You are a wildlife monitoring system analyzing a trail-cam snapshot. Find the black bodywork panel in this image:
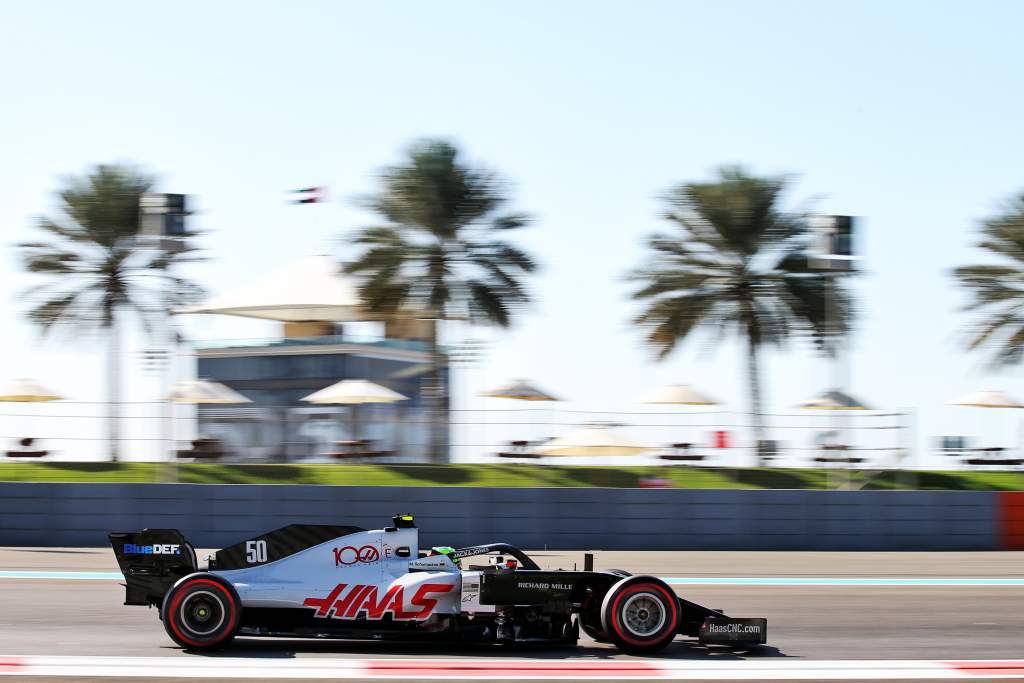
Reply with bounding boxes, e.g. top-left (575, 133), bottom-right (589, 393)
top-left (699, 617), bottom-right (768, 645)
top-left (481, 570), bottom-right (610, 605)
top-left (108, 529), bottom-right (198, 606)
top-left (209, 524), bottom-right (364, 570)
